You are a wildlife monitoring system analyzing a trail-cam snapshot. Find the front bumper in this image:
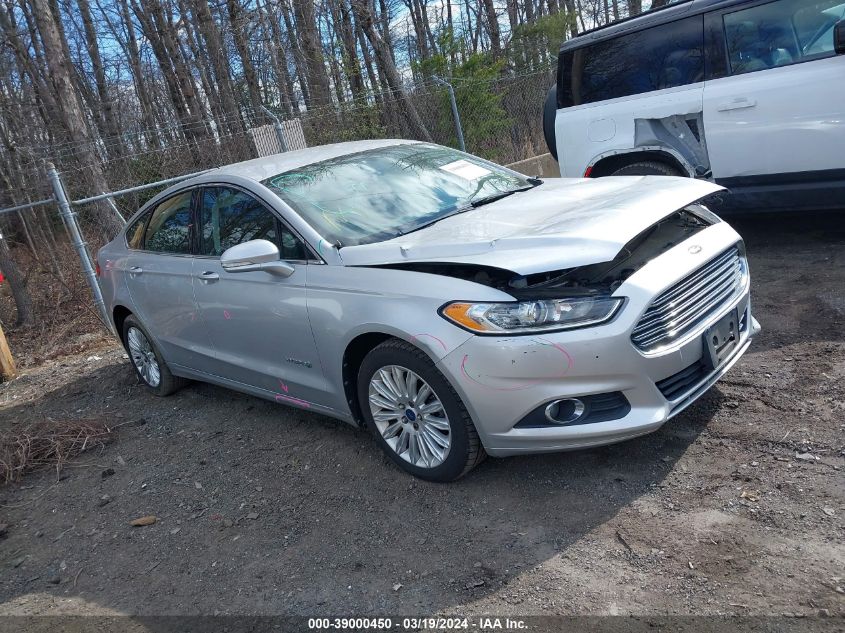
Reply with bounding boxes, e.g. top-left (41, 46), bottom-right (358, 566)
top-left (435, 221), bottom-right (760, 457)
